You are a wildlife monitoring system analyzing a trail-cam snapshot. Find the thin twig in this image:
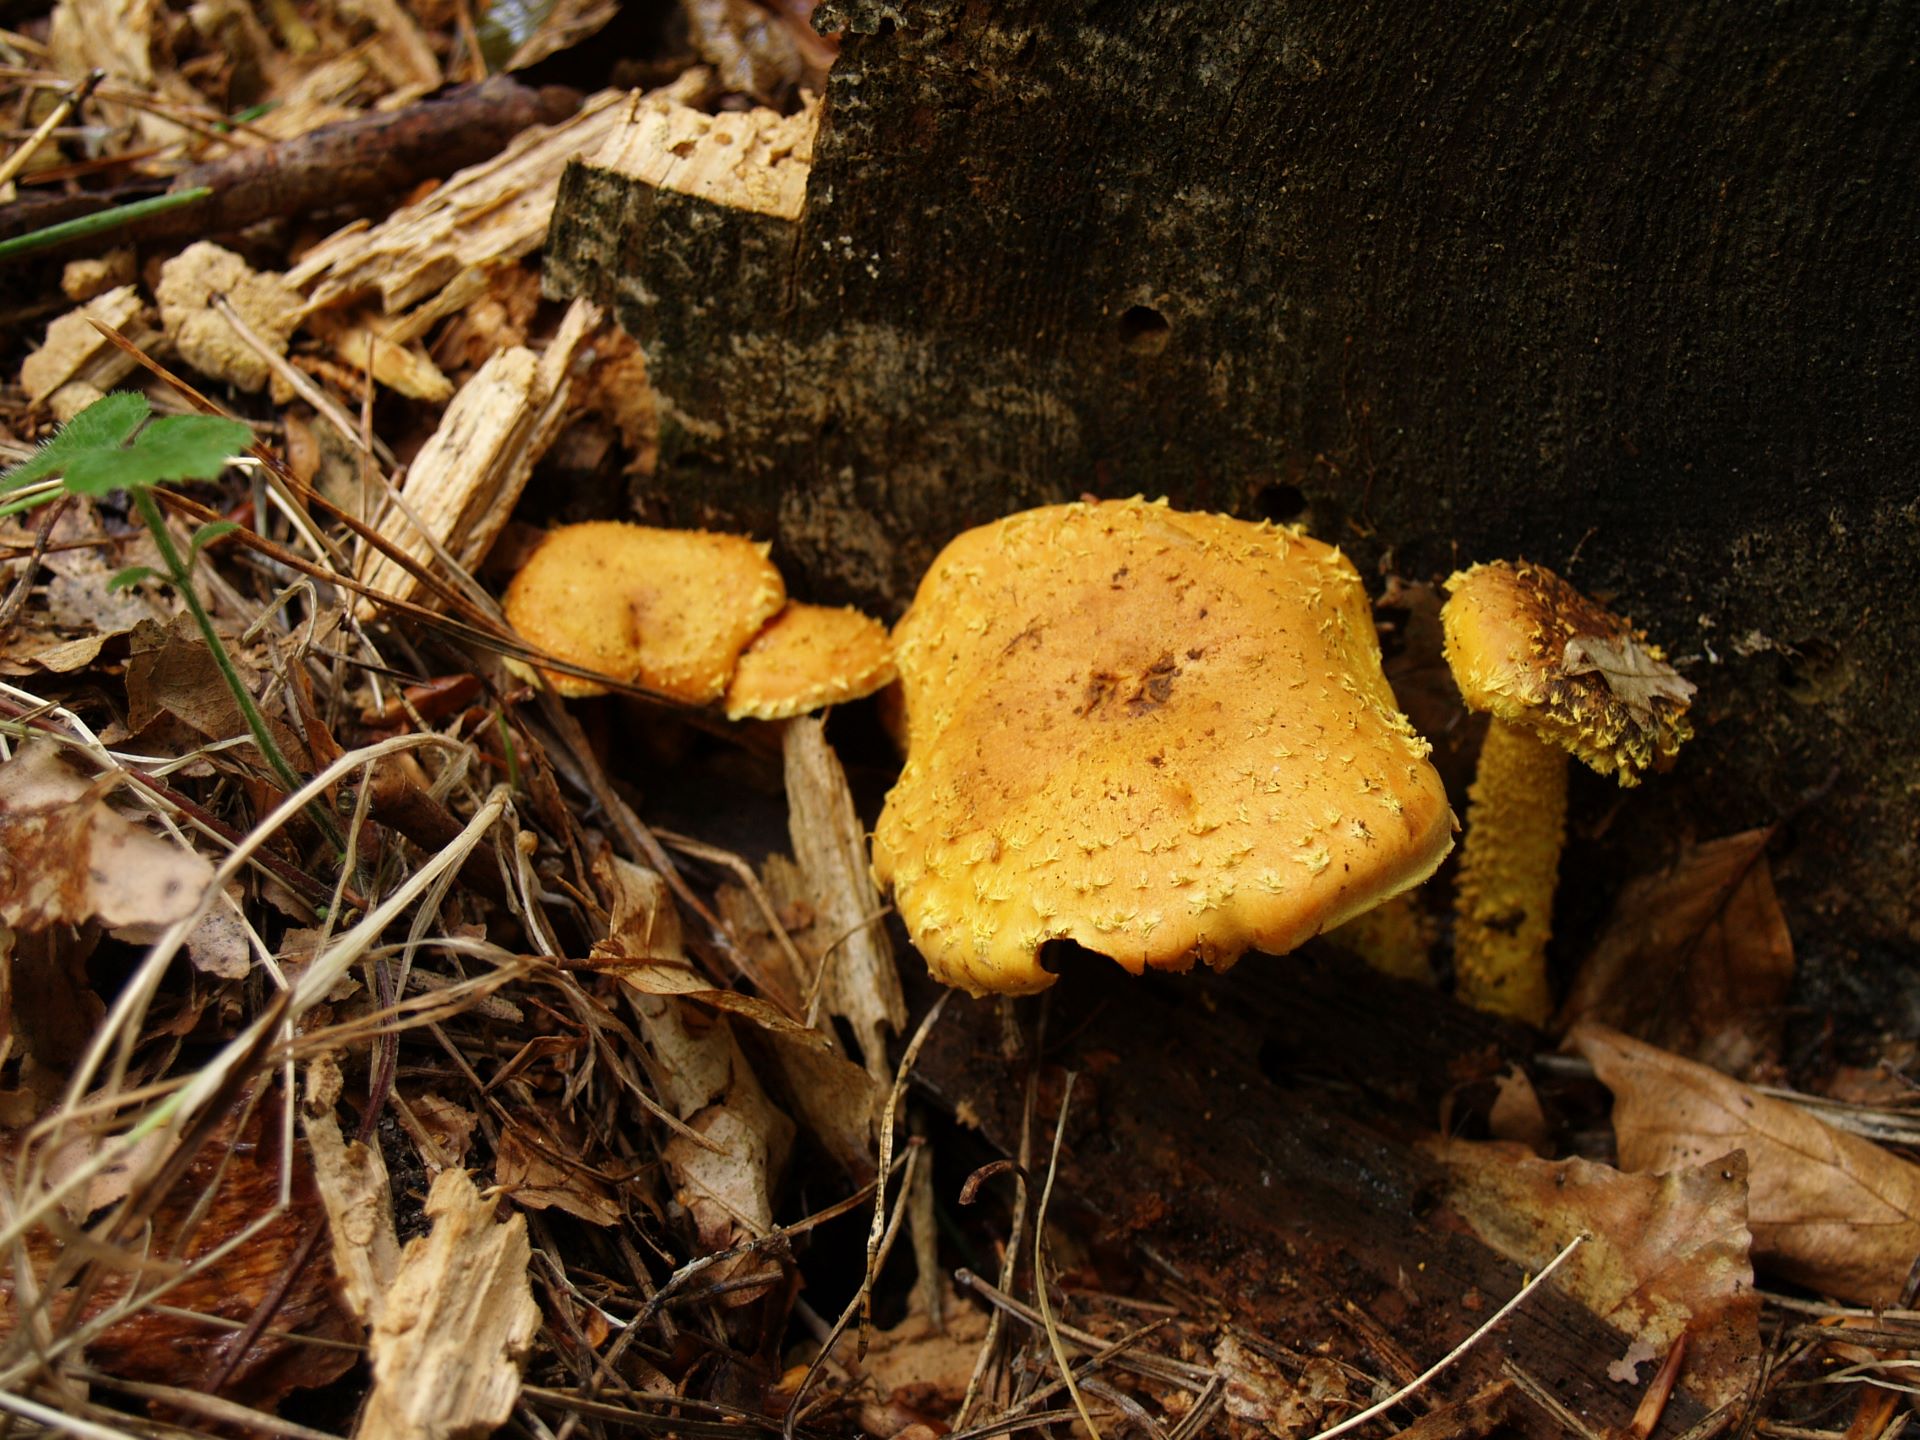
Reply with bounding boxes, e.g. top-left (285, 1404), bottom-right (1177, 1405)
top-left (1501, 1356), bottom-right (1607, 1440)
top-left (862, 992), bottom-right (952, 1352)
top-left (1302, 1235), bottom-right (1587, 1440)
top-left (1034, 1071), bottom-right (1103, 1440)
top-left (0, 69), bottom-right (104, 191)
